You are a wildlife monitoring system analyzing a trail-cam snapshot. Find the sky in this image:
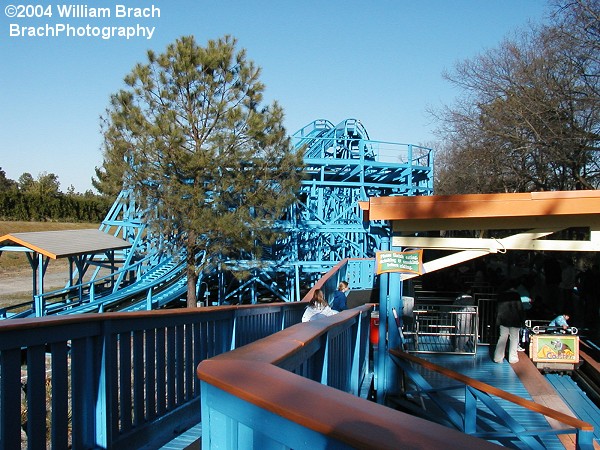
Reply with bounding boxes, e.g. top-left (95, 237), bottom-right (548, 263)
top-left (1, 0), bottom-right (551, 193)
